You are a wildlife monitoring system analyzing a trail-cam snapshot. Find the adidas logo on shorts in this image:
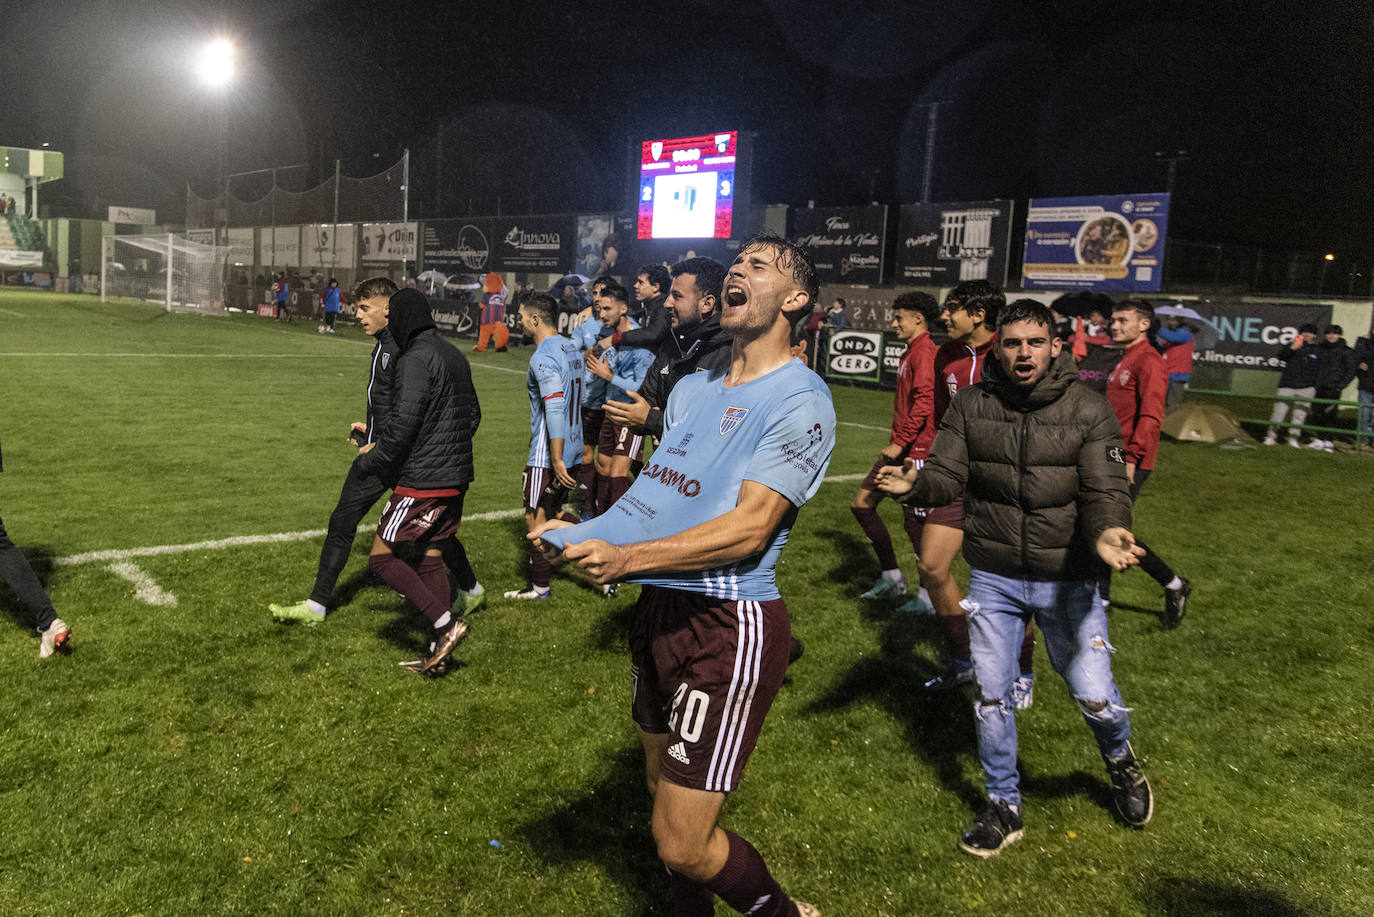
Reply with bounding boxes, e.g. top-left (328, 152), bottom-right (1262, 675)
top-left (667, 741), bottom-right (691, 765)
